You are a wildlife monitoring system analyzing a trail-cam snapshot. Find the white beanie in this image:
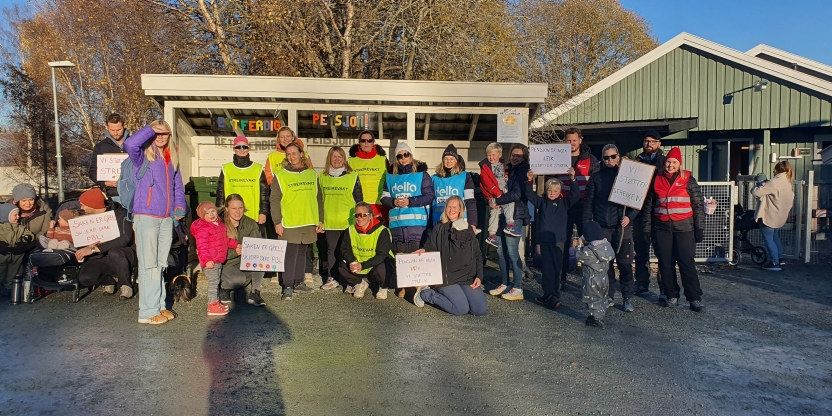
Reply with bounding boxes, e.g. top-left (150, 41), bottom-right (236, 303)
top-left (394, 142), bottom-right (412, 156)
